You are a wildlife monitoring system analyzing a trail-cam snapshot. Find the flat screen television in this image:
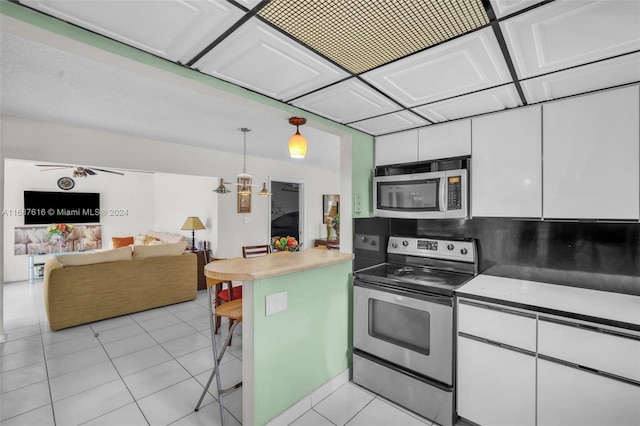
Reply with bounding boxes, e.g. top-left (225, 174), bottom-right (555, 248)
top-left (23, 191), bottom-right (100, 224)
